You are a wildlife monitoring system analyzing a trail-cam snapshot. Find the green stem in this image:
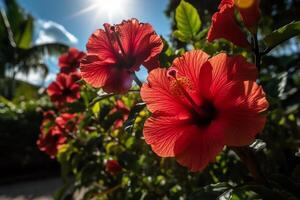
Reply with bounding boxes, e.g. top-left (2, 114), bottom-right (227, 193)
top-left (253, 33), bottom-right (261, 71)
